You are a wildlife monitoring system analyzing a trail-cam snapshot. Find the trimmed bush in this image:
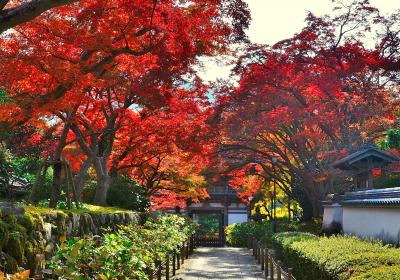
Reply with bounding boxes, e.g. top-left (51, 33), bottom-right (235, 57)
top-left (225, 221), bottom-right (273, 247)
top-left (225, 219), bottom-right (321, 247)
top-left (273, 232), bottom-right (400, 280)
top-left (352, 265), bottom-right (400, 280)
